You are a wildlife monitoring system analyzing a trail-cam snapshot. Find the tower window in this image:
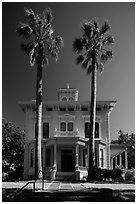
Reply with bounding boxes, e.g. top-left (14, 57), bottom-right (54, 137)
top-left (62, 97), bottom-right (67, 101)
top-left (69, 97), bottom-right (74, 101)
